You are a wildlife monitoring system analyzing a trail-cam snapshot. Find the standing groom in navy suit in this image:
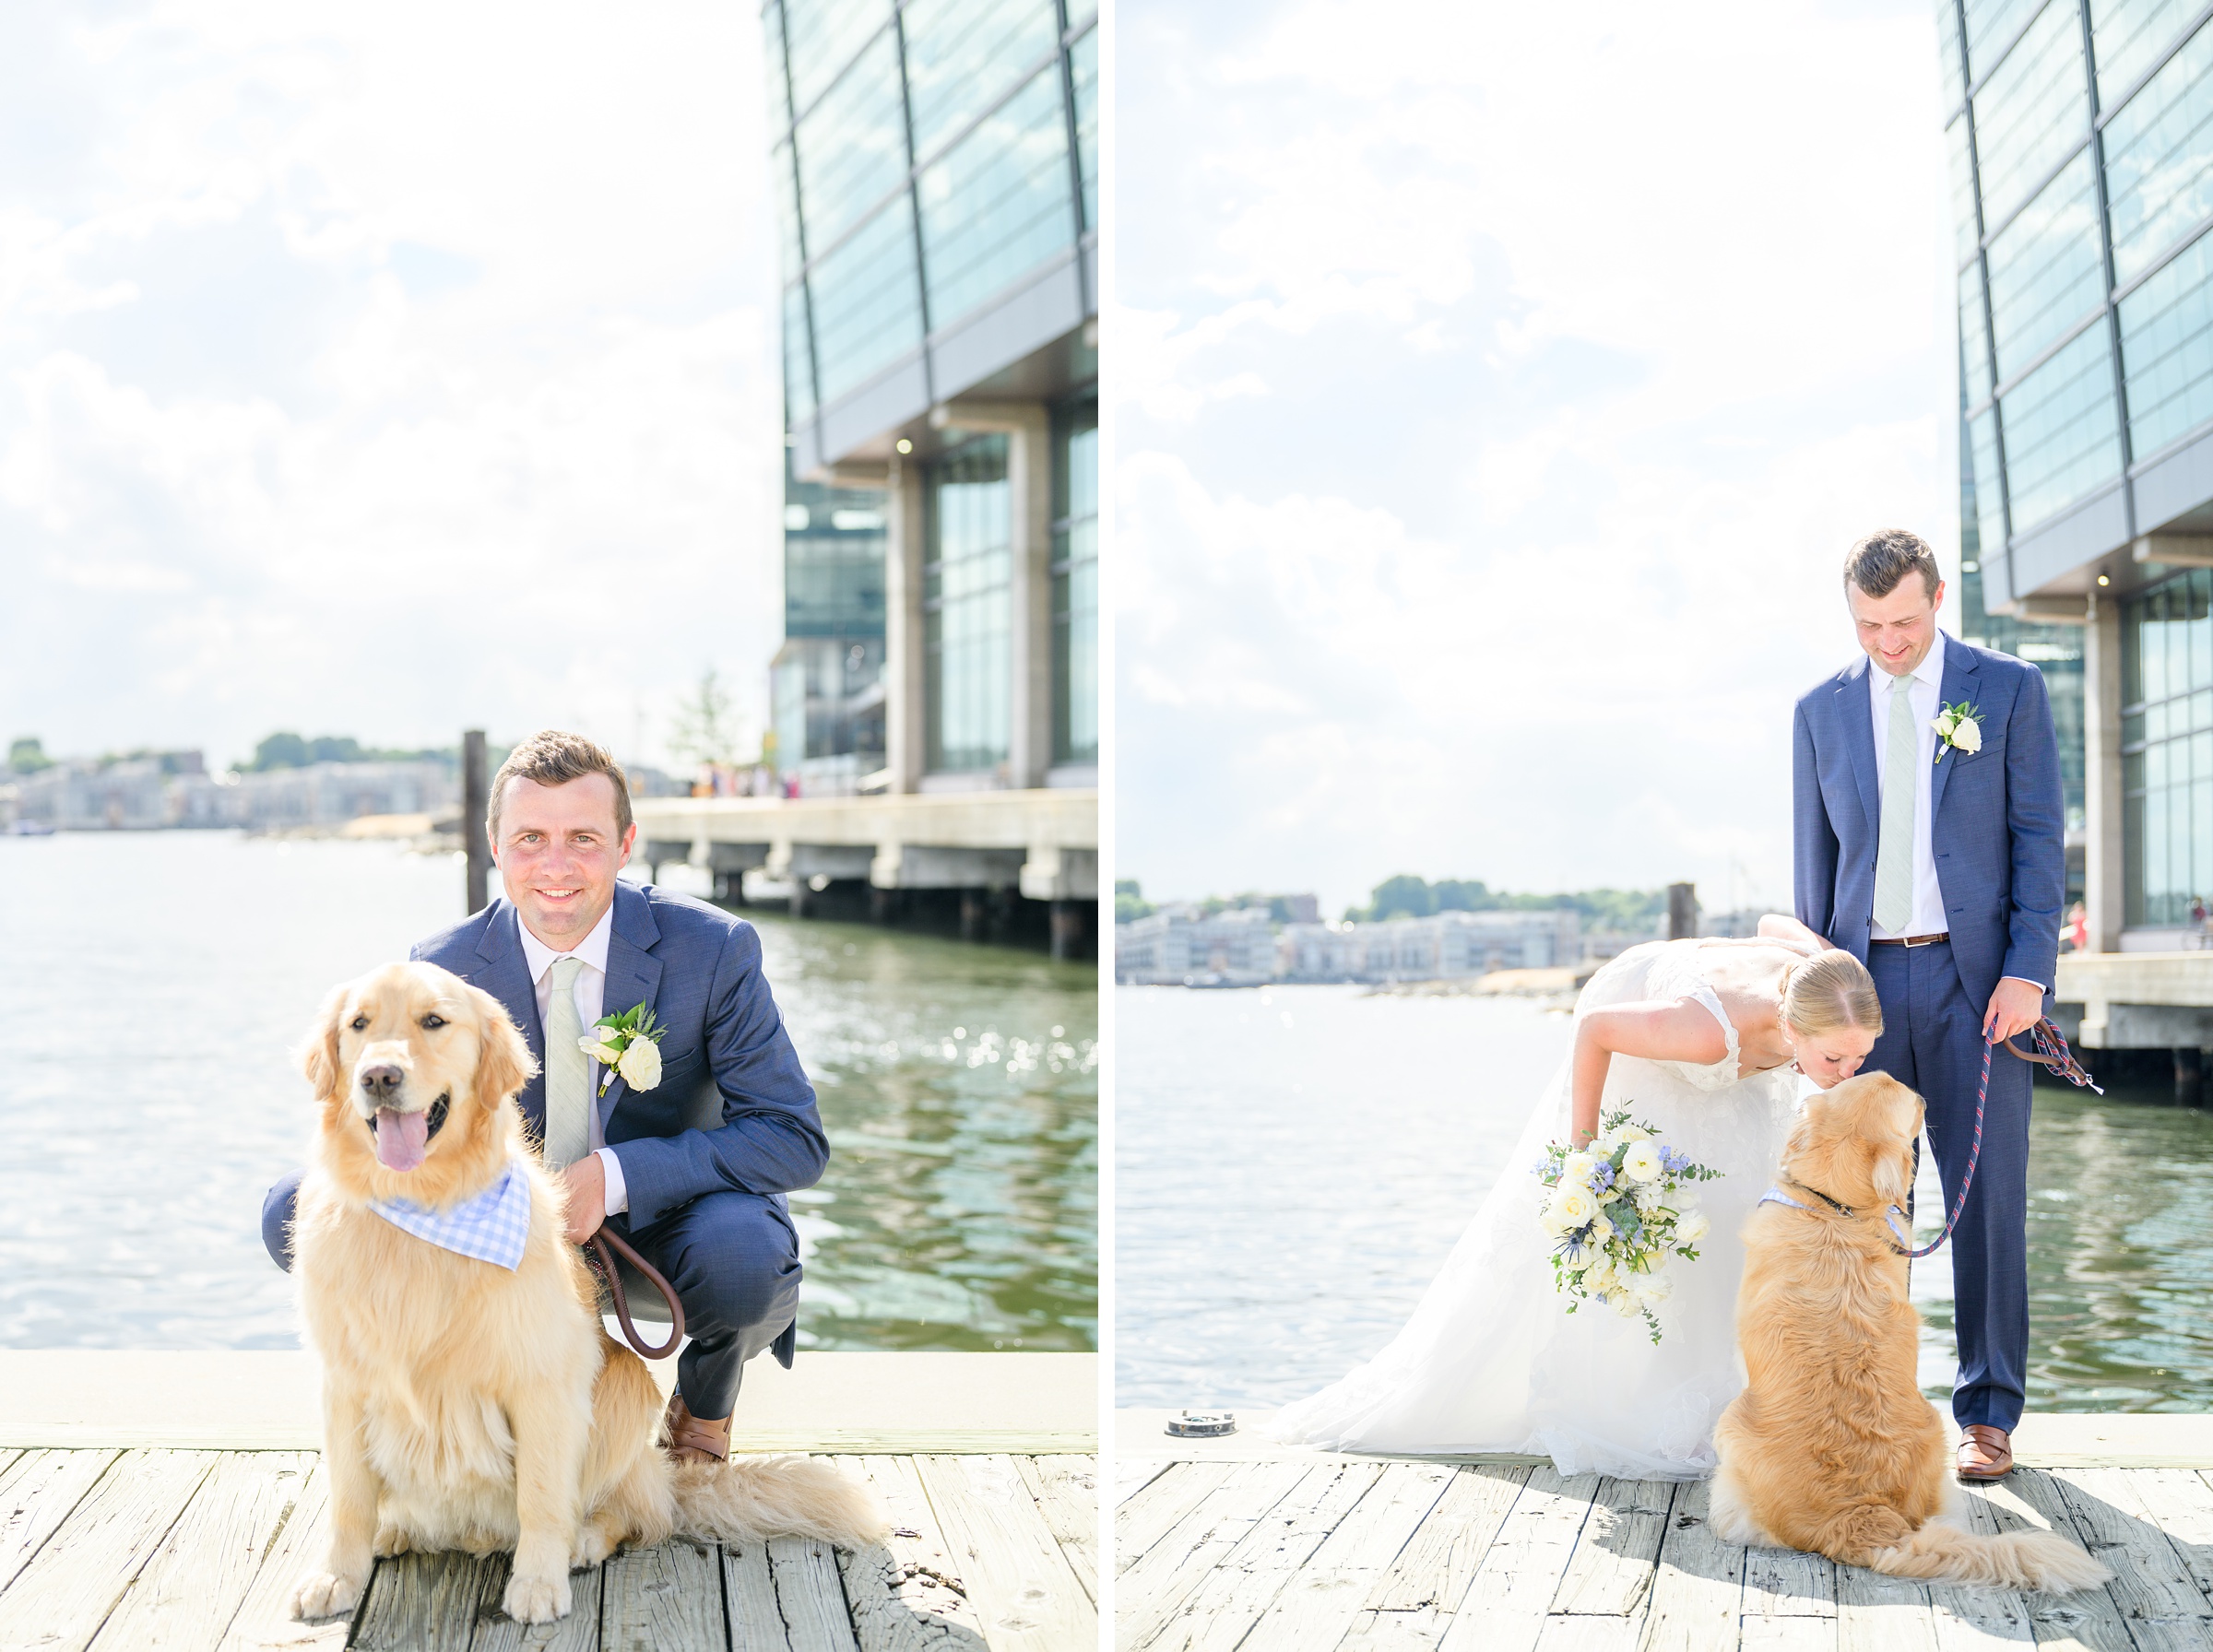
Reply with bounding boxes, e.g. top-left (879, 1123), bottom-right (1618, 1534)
top-left (1793, 529), bottom-right (2065, 1482)
top-left (265, 729), bottom-right (823, 1463)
